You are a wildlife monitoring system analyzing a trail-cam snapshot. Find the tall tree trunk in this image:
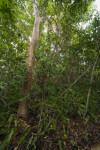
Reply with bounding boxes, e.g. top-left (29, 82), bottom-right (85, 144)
top-left (17, 4), bottom-right (41, 118)
top-left (83, 54), bottom-right (98, 119)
